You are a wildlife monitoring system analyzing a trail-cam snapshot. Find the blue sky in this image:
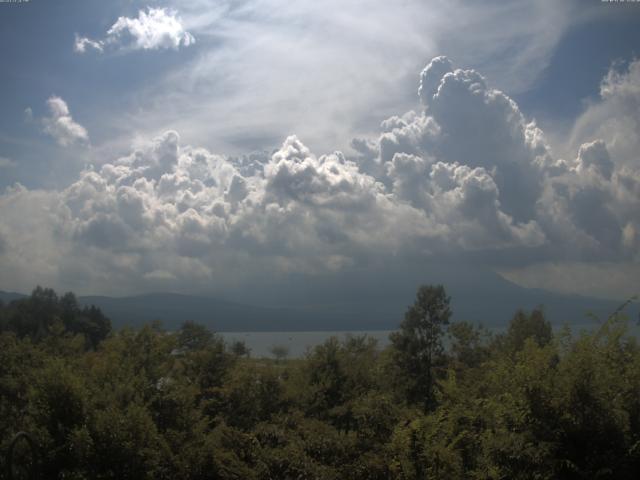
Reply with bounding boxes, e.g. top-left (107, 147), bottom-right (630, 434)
top-left (2, 0), bottom-right (637, 190)
top-left (0, 0), bottom-right (639, 302)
